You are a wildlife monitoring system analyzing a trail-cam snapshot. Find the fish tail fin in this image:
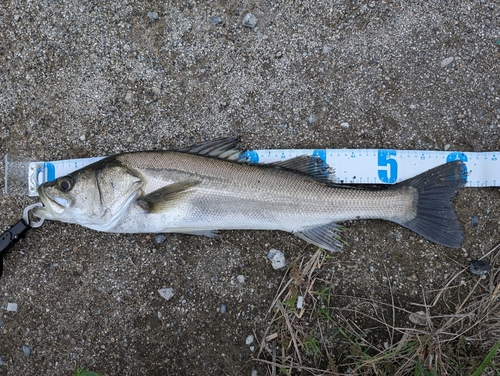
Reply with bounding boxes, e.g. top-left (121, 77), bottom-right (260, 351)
top-left (391, 161), bottom-right (467, 248)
